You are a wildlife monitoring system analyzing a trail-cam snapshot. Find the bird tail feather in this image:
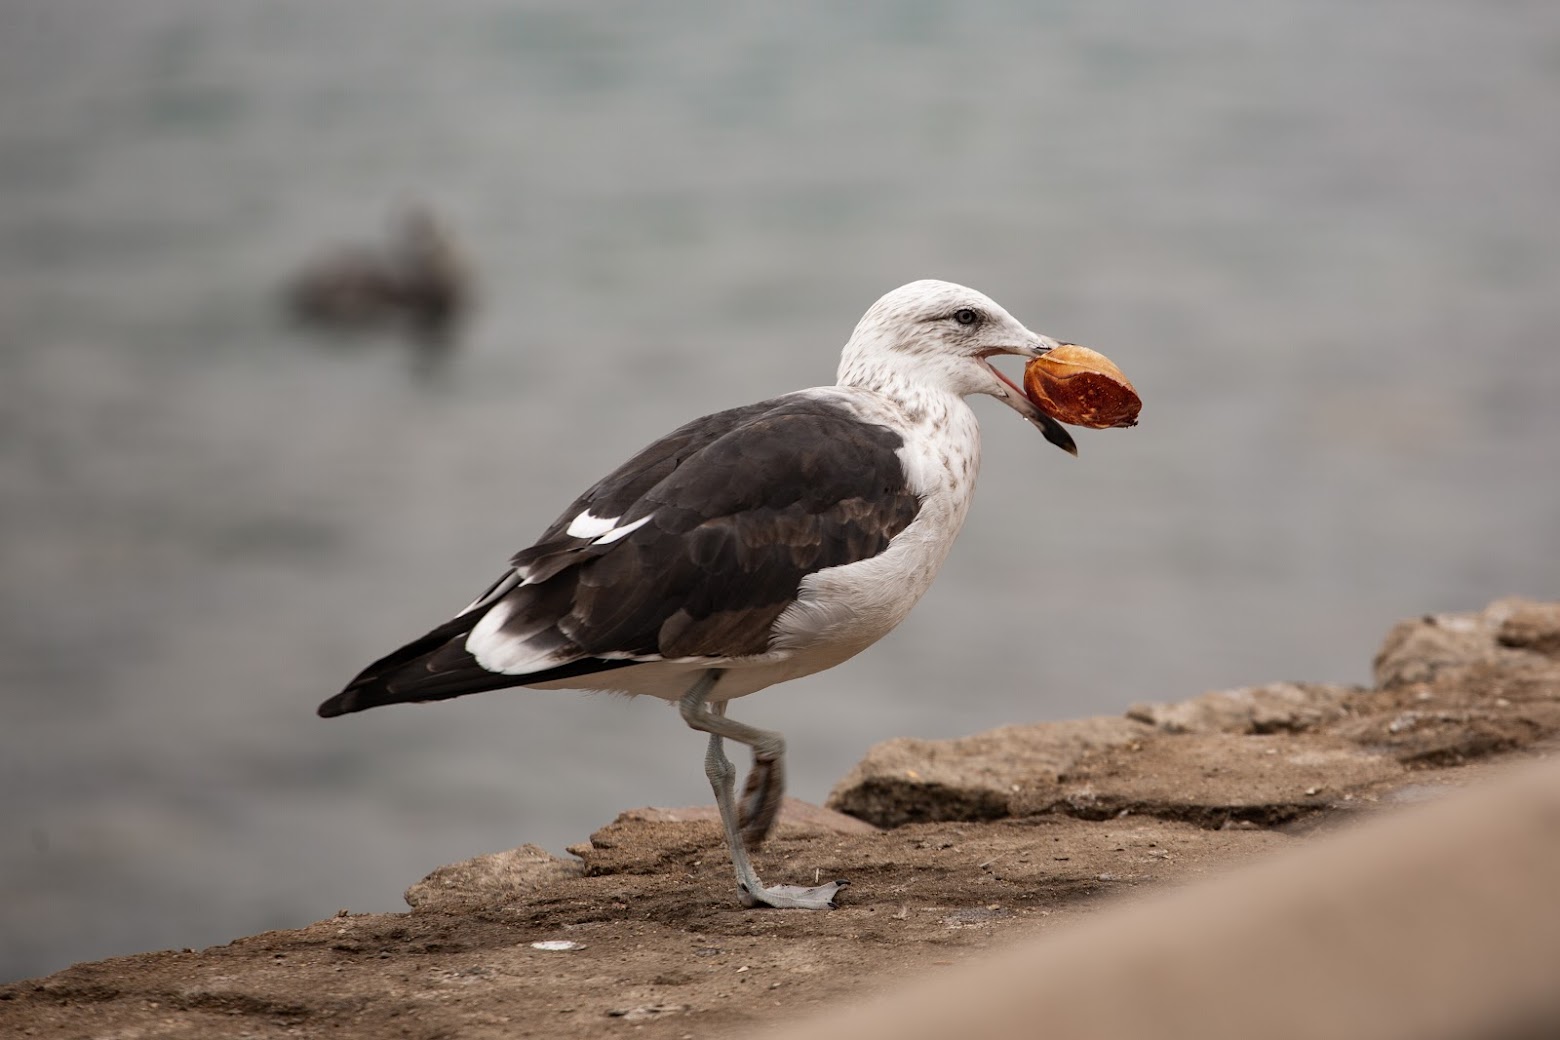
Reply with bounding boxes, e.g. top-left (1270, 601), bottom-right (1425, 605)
top-left (317, 606), bottom-right (636, 718)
